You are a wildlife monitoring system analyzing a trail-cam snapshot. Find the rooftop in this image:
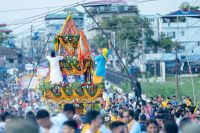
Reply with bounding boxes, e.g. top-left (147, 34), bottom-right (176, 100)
top-left (0, 24), bottom-right (7, 27)
top-left (84, 0), bottom-right (128, 6)
top-left (0, 29), bottom-right (12, 33)
top-left (45, 7), bottom-right (84, 20)
top-left (163, 10), bottom-right (200, 18)
top-left (0, 47), bottom-right (18, 59)
top-left (87, 5), bottom-right (138, 14)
